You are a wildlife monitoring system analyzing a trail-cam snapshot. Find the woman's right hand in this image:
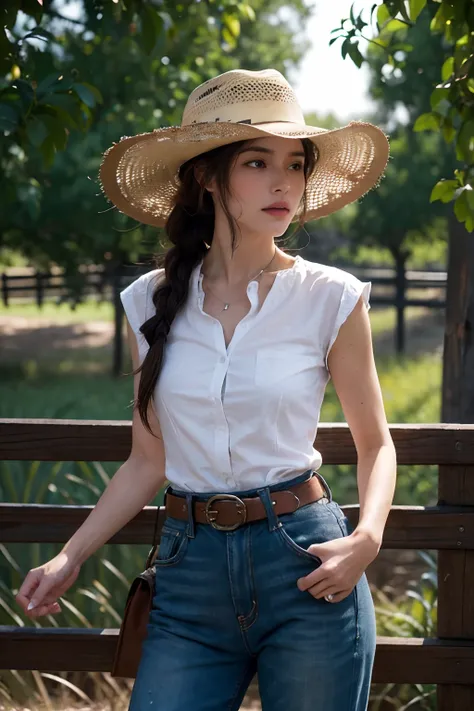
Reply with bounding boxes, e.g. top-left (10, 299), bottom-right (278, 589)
top-left (15, 551), bottom-right (82, 618)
